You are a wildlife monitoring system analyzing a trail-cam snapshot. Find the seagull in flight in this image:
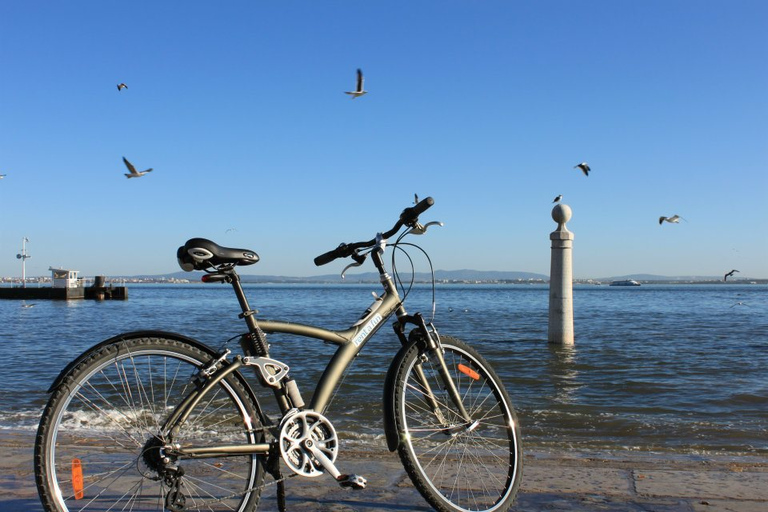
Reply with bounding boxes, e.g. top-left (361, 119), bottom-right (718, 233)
top-left (122, 157), bottom-right (153, 178)
top-left (574, 162), bottom-right (590, 176)
top-left (117, 83), bottom-right (128, 91)
top-left (553, 194), bottom-right (562, 203)
top-left (730, 301), bottom-right (748, 308)
top-left (724, 269), bottom-right (739, 282)
top-left (345, 68), bottom-right (367, 99)
top-left (0, 174), bottom-right (6, 179)
top-left (659, 215), bottom-right (686, 225)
